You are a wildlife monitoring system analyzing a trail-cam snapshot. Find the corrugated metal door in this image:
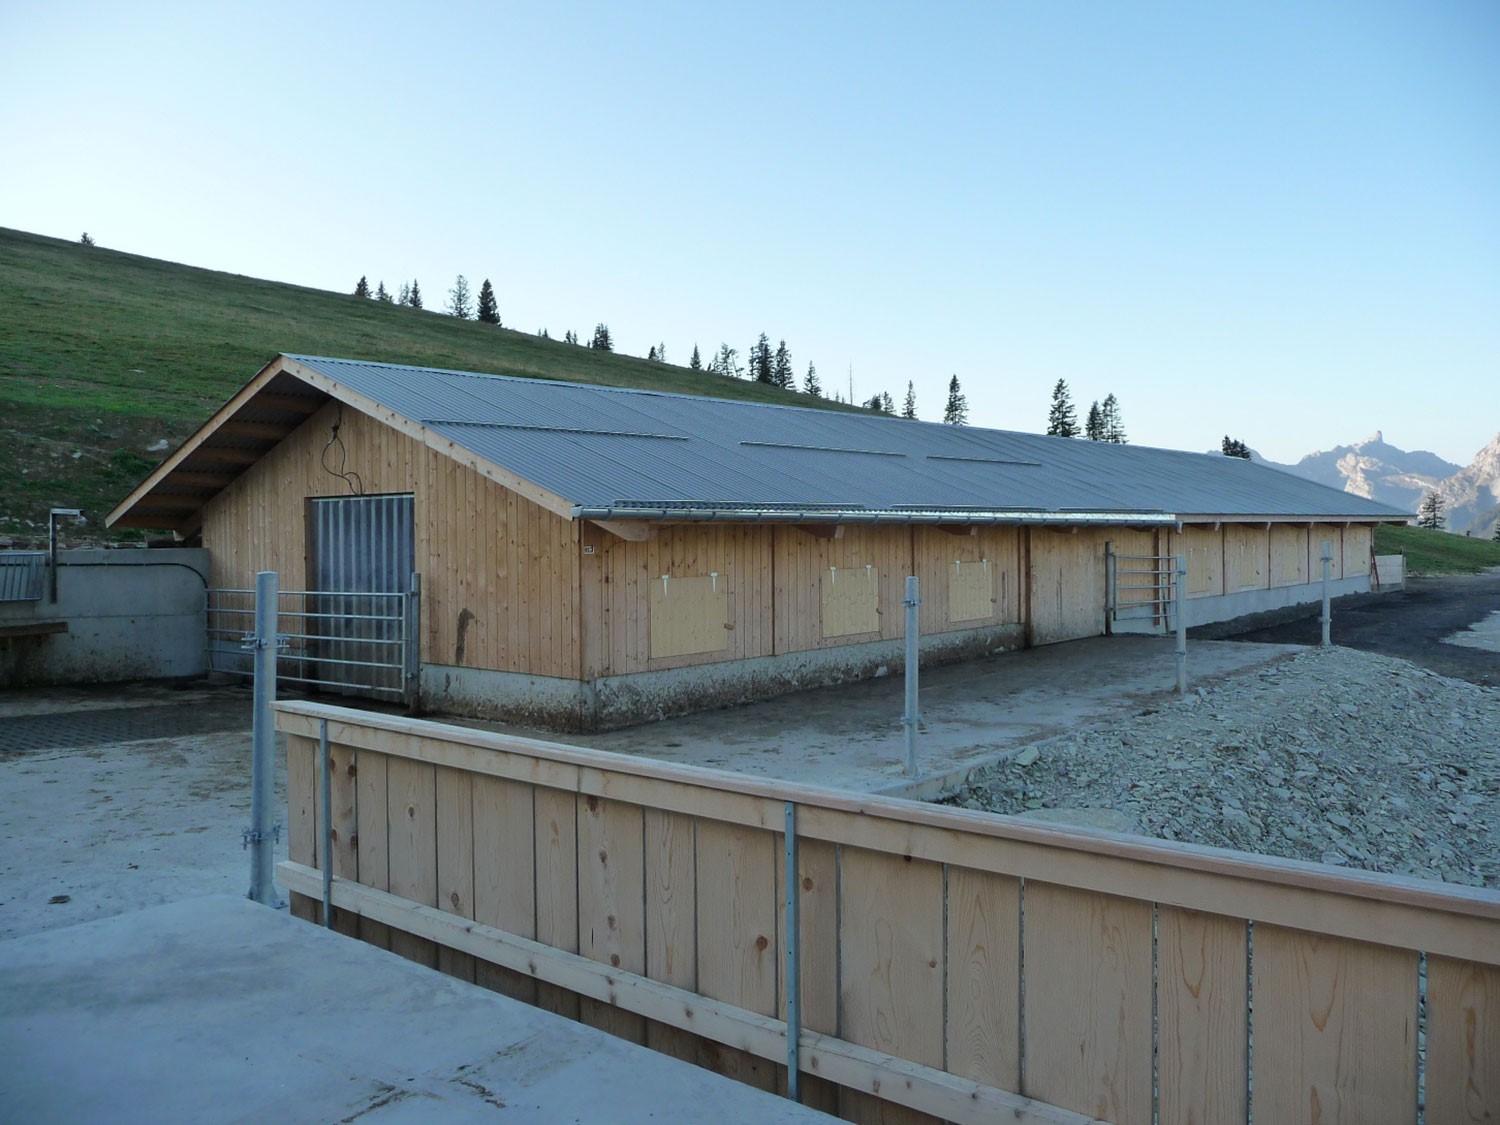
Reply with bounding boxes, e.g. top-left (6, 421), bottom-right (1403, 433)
top-left (308, 494), bottom-right (415, 697)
